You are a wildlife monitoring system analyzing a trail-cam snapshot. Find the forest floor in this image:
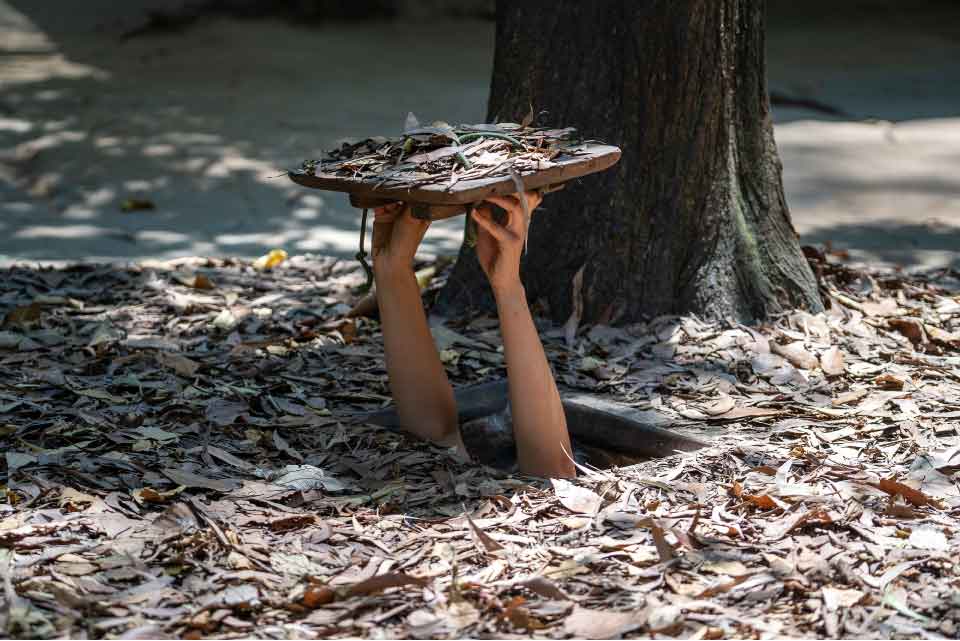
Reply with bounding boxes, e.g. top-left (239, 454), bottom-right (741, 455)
top-left (1, 252), bottom-right (960, 639)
